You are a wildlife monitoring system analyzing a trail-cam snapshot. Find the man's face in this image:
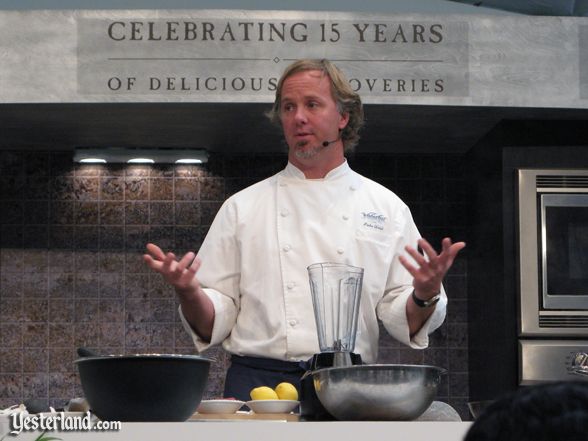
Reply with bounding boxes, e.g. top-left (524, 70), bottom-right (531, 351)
top-left (279, 70), bottom-right (349, 161)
